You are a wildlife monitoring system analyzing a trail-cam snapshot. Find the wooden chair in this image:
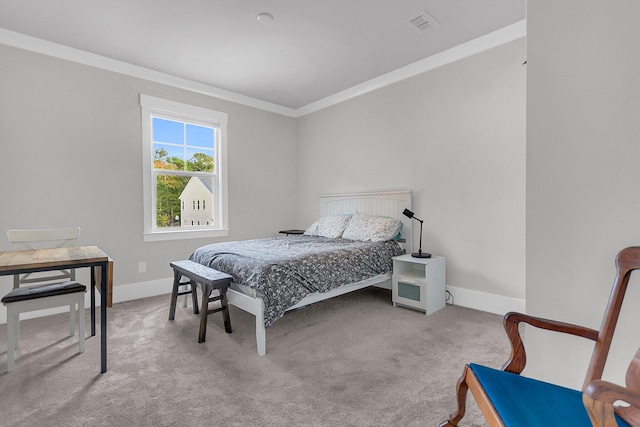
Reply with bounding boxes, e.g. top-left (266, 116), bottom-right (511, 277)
top-left (2, 228), bottom-right (86, 372)
top-left (440, 247), bottom-right (640, 427)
